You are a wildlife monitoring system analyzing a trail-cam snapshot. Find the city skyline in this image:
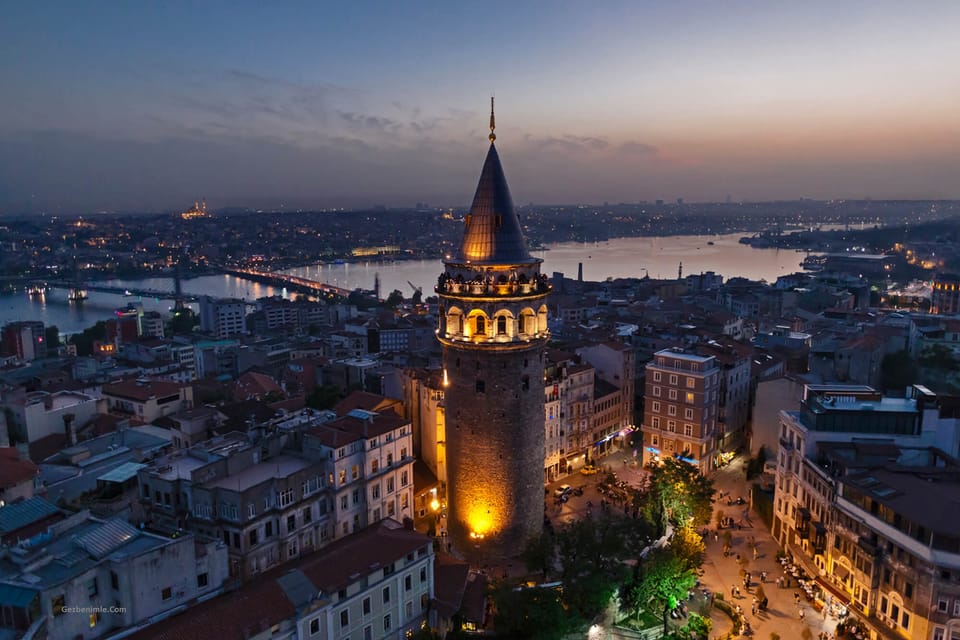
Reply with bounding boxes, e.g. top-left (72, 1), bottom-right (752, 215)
top-left (2, 1), bottom-right (959, 214)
